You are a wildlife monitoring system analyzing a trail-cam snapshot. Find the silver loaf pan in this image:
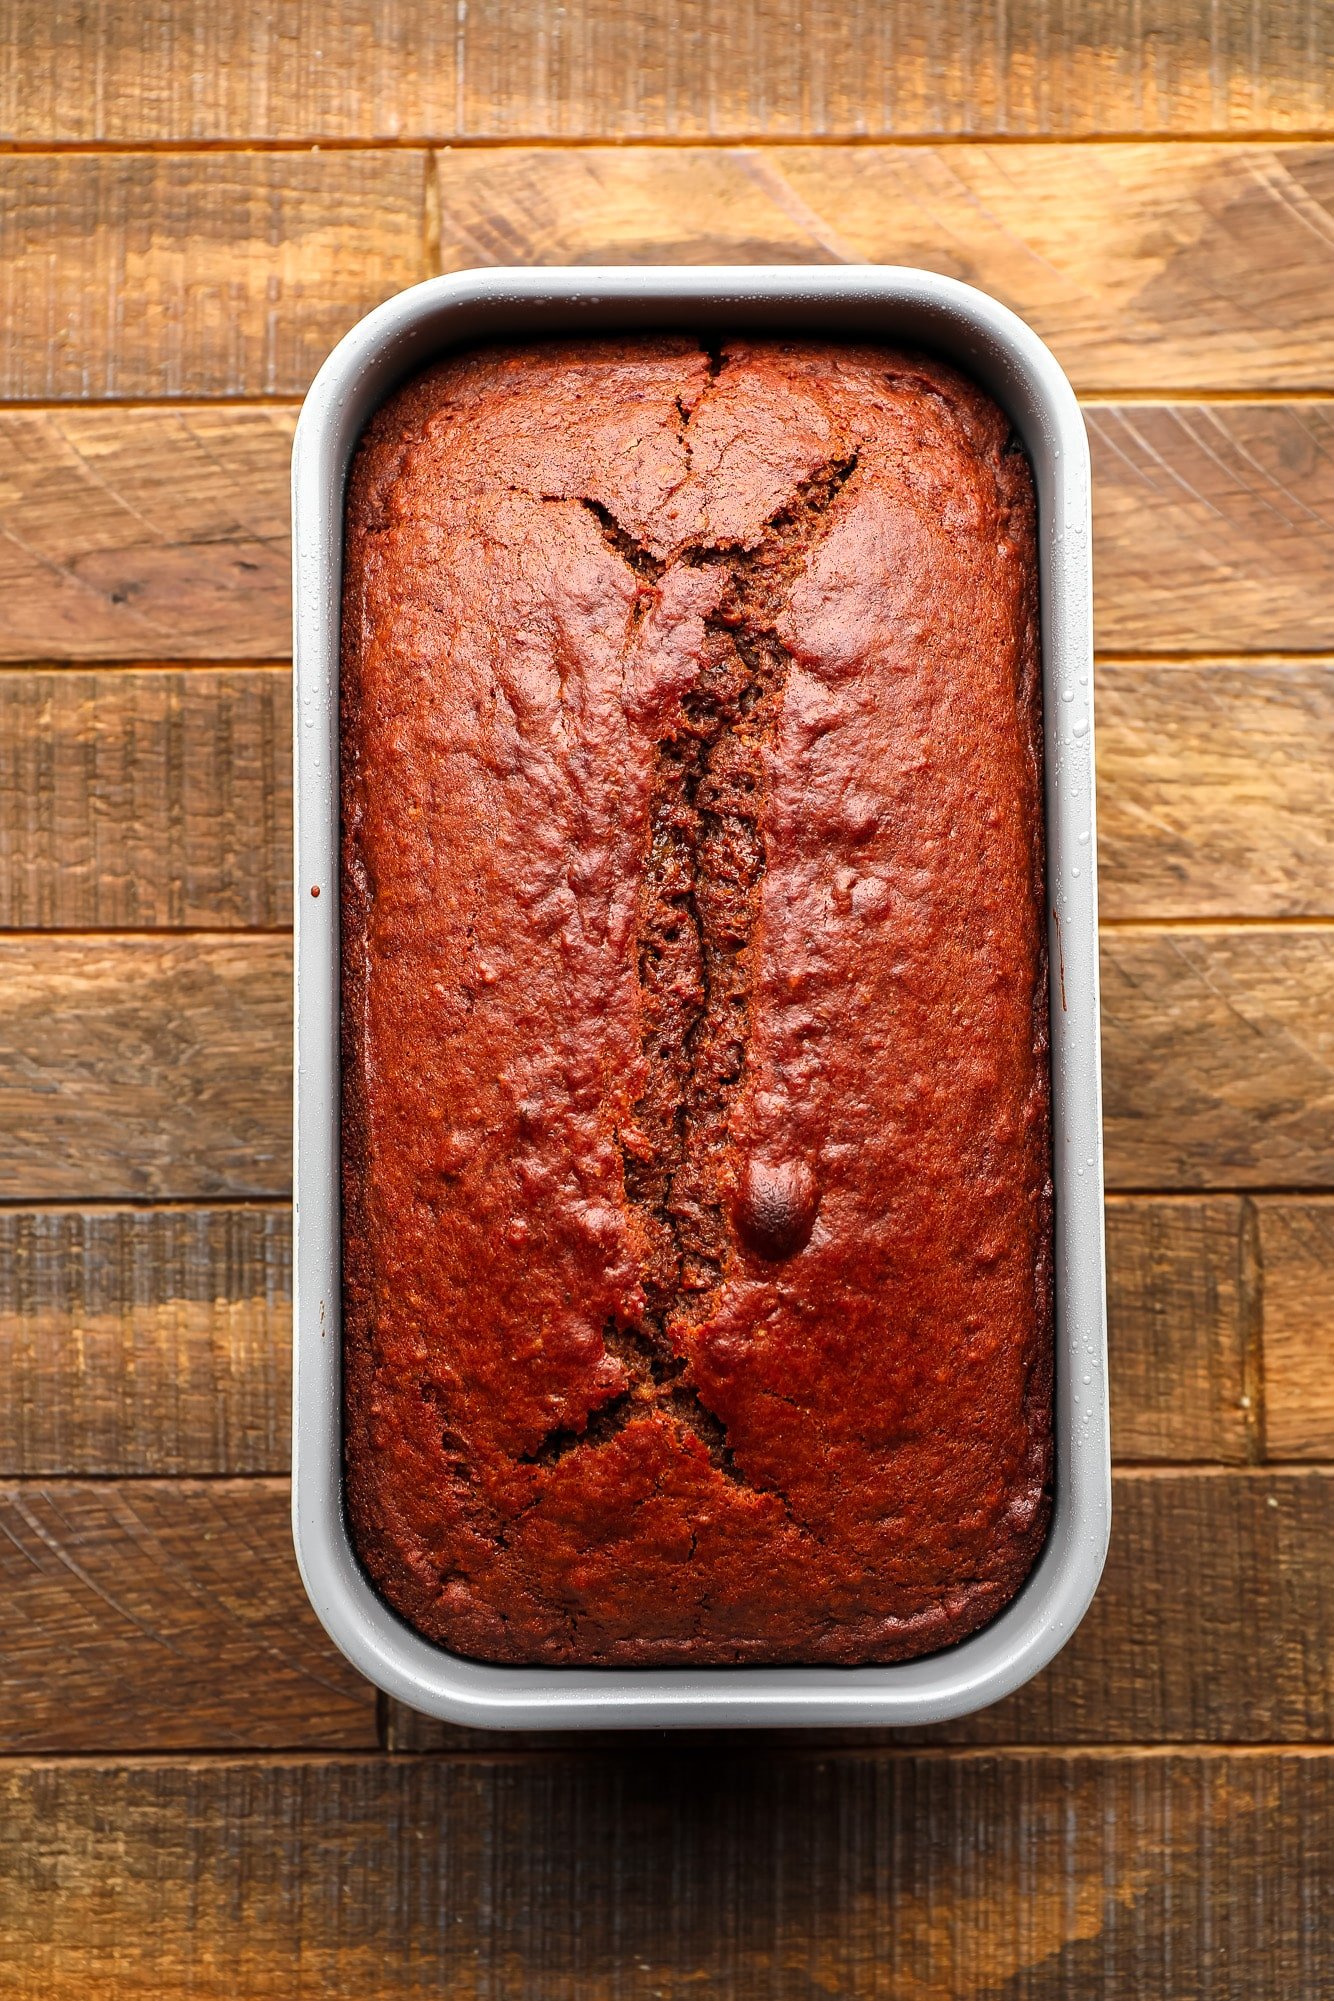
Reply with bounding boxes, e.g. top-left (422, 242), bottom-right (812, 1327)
top-left (292, 266), bottom-right (1109, 1730)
